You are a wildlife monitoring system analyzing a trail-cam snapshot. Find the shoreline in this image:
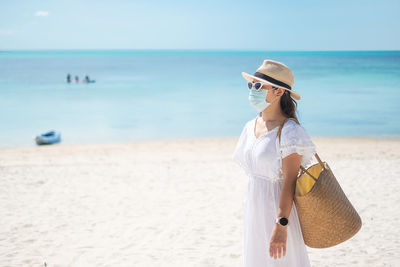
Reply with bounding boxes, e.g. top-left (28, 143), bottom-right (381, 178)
top-left (1, 135), bottom-right (399, 151)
